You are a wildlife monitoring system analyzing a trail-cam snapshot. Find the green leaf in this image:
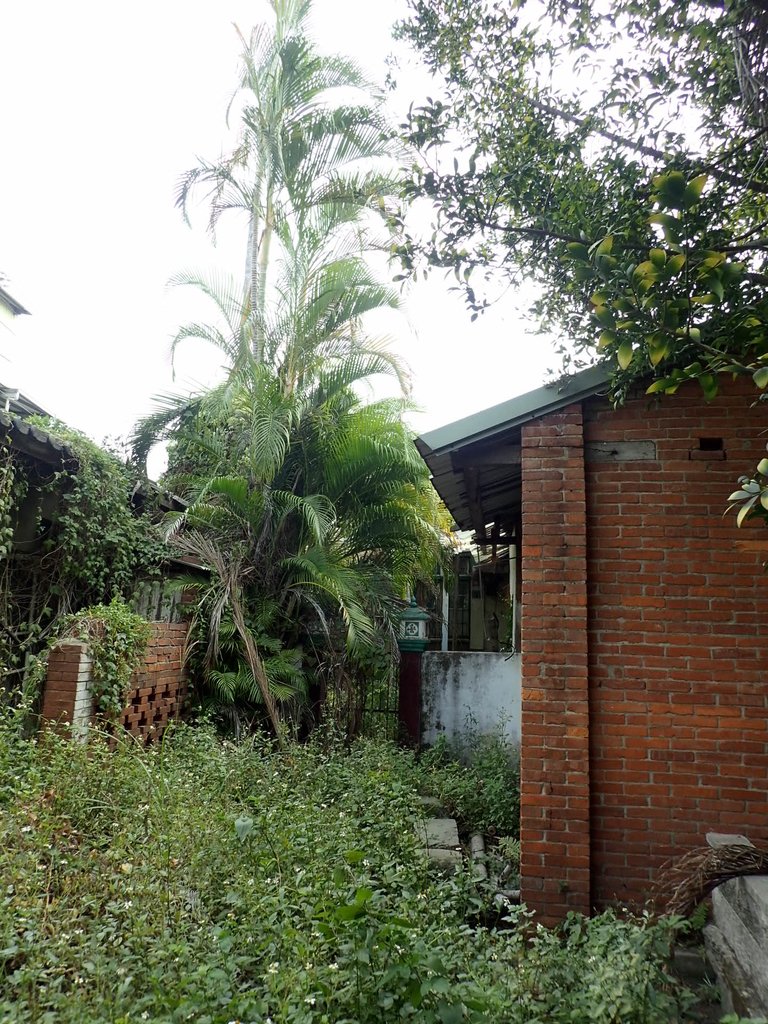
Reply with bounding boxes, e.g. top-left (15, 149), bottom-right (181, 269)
top-left (646, 335), bottom-right (669, 367)
top-left (691, 293), bottom-right (717, 305)
top-left (653, 170), bottom-right (687, 209)
top-left (436, 1001), bottom-right (463, 1024)
top-left (595, 234), bottom-right (613, 256)
top-left (649, 248), bottom-right (666, 268)
top-left (667, 253), bottom-right (686, 273)
top-left (682, 173), bottom-right (708, 208)
top-left (566, 242), bottom-right (589, 261)
top-left (699, 374), bottom-right (718, 400)
top-left (753, 367), bottom-right (768, 389)
top-left (737, 495), bottom-right (758, 527)
top-left (594, 305), bottom-right (615, 327)
top-left (617, 340), bottom-right (633, 370)
top-left (335, 903), bottom-right (365, 921)
top-left (633, 261), bottom-right (659, 282)
top-left (648, 212), bottom-right (681, 244)
top-left (757, 458), bottom-right (768, 476)
top-left (343, 849), bottom-right (366, 864)
top-left (598, 330), bottom-right (616, 350)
